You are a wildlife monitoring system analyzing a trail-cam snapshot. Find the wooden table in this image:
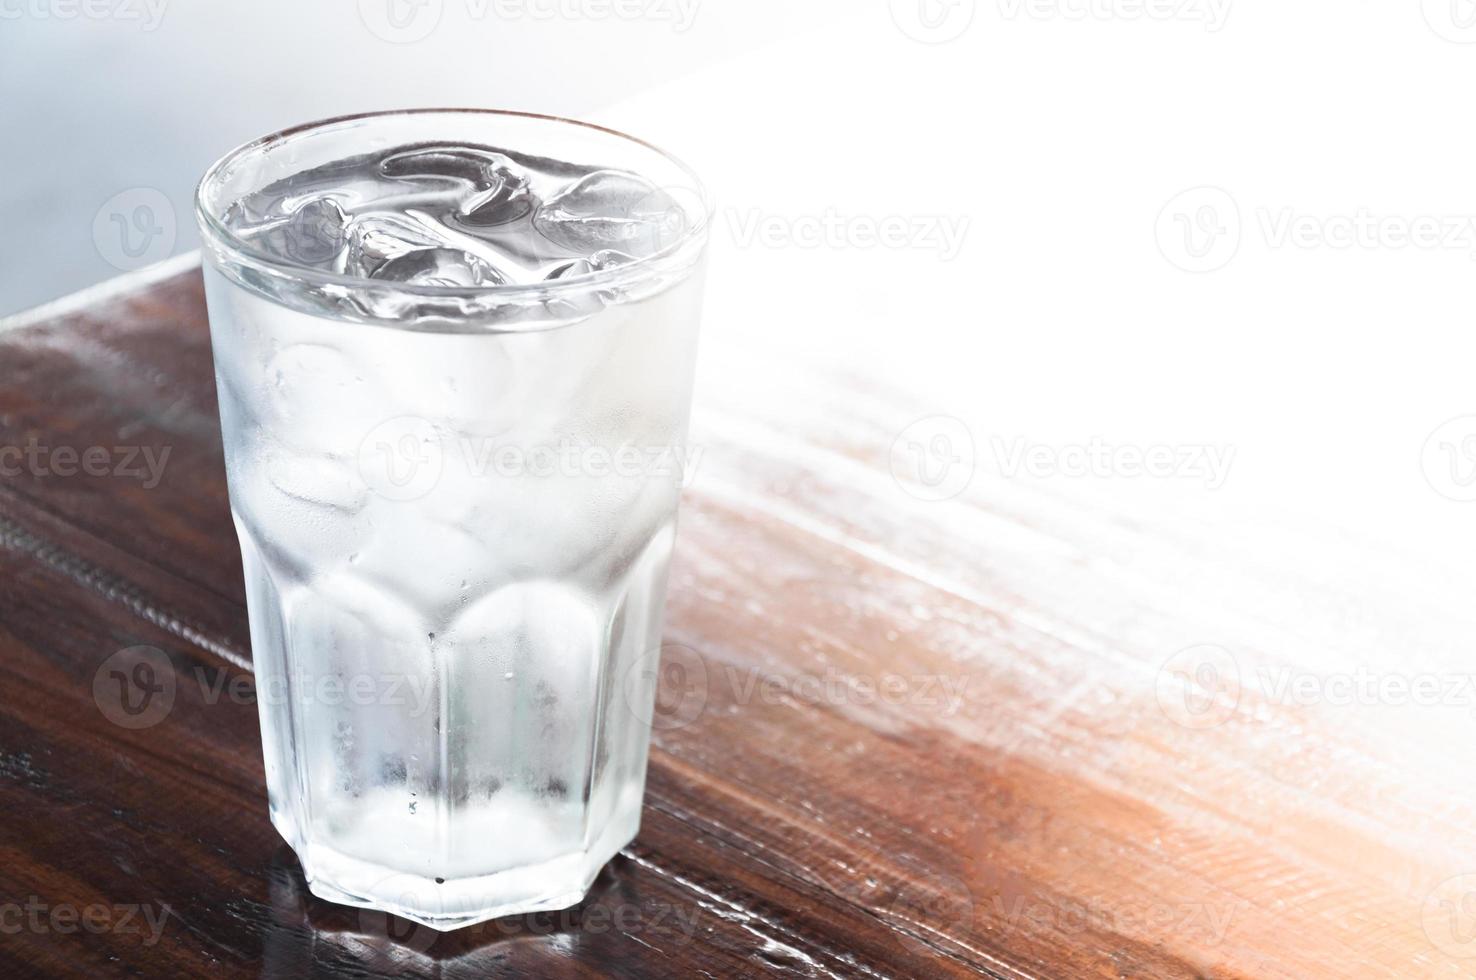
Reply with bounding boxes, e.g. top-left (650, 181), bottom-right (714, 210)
top-left (0, 258), bottom-right (1472, 978)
